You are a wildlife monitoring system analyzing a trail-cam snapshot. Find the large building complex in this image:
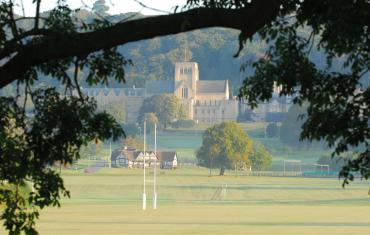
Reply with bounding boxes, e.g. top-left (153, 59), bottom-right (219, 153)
top-left (145, 61), bottom-right (239, 123)
top-left (81, 60), bottom-right (291, 124)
